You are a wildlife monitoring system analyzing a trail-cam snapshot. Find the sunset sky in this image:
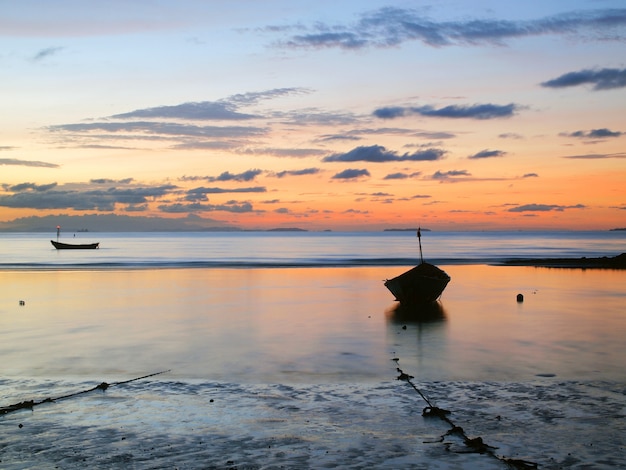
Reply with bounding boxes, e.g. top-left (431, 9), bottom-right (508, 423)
top-left (1, 0), bottom-right (625, 231)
